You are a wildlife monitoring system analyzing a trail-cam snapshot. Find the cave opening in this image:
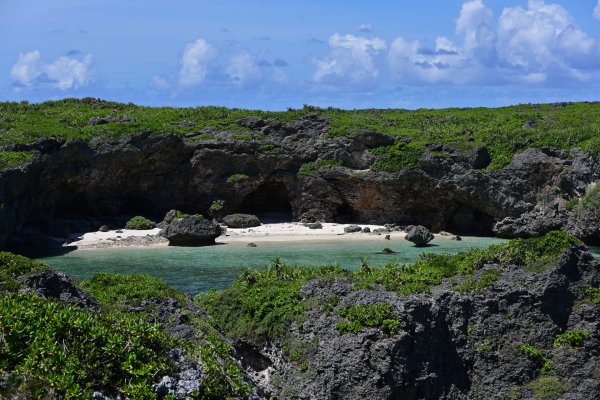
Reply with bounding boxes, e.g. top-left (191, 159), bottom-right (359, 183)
top-left (447, 206), bottom-right (495, 236)
top-left (335, 202), bottom-right (355, 223)
top-left (241, 182), bottom-right (293, 221)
